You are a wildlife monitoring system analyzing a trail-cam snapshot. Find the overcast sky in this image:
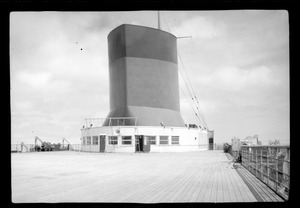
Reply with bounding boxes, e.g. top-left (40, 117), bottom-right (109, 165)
top-left (10, 10), bottom-right (289, 145)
